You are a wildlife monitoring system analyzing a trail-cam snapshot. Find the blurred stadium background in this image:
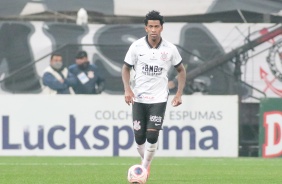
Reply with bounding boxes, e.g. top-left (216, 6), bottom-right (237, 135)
top-left (1, 0), bottom-right (282, 160)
